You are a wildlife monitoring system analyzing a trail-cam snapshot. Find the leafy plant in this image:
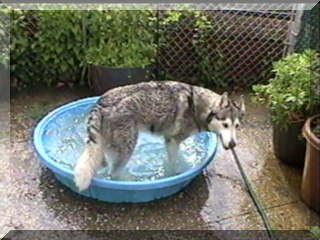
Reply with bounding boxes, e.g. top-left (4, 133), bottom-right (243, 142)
top-left (10, 9), bottom-right (85, 89)
top-left (35, 10), bottom-right (86, 85)
top-left (0, 6), bottom-right (10, 68)
top-left (252, 49), bottom-right (320, 129)
top-left (310, 226), bottom-right (320, 238)
top-left (10, 10), bottom-right (40, 89)
top-left (10, 9), bottom-right (157, 90)
top-left (85, 10), bottom-right (157, 68)
top-left (193, 12), bottom-right (227, 87)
